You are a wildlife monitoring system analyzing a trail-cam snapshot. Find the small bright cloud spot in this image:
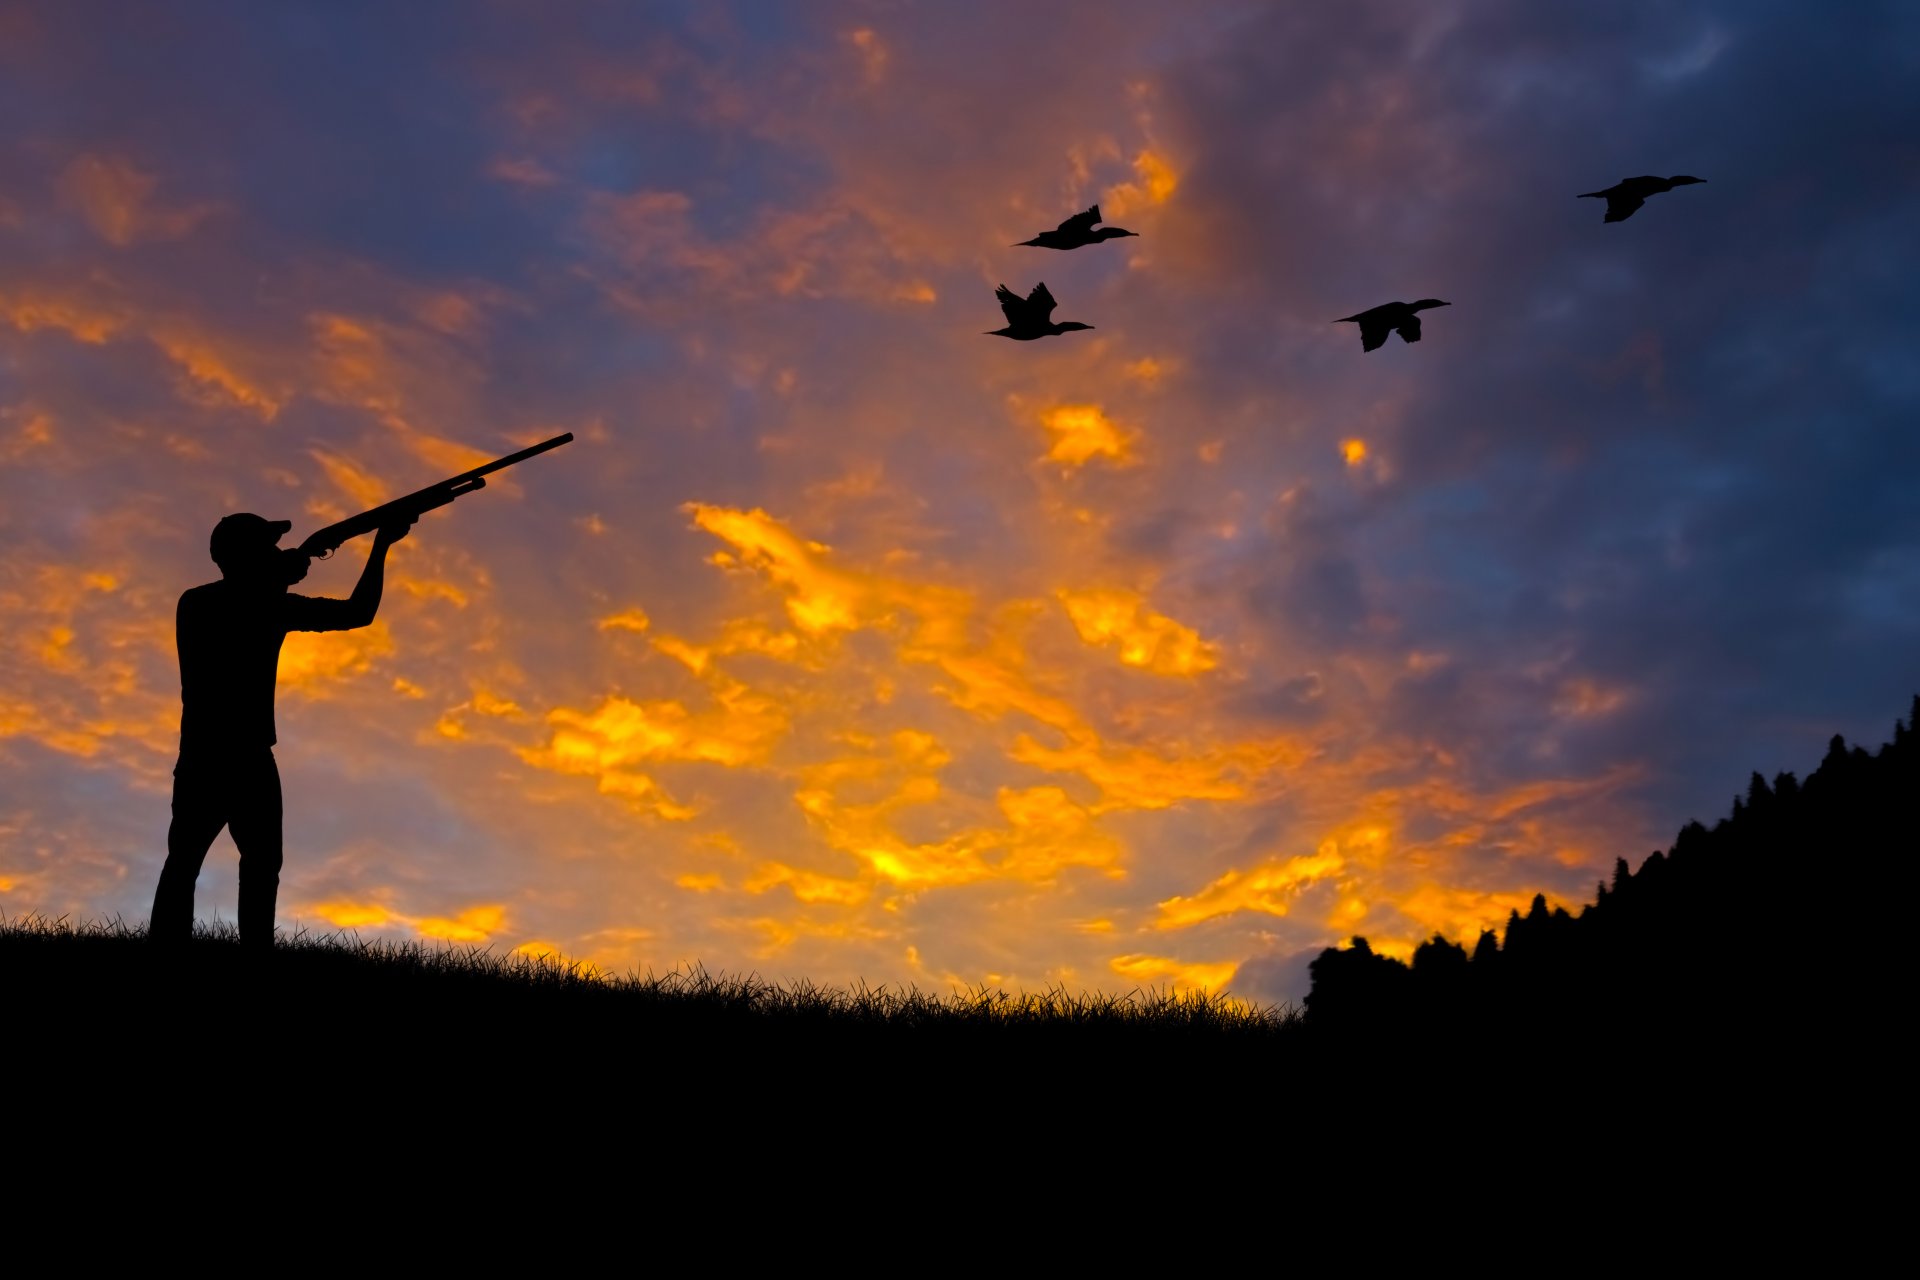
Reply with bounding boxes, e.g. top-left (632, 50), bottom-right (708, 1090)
top-left (1038, 404), bottom-right (1136, 468)
top-left (598, 607), bottom-right (651, 633)
top-left (1341, 439), bottom-right (1368, 466)
top-left (1103, 150), bottom-right (1178, 216)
